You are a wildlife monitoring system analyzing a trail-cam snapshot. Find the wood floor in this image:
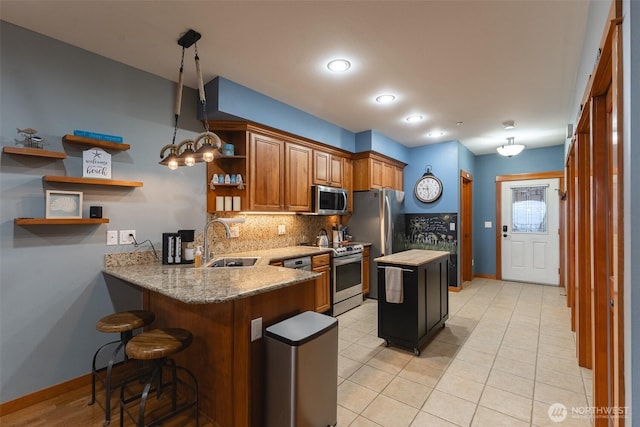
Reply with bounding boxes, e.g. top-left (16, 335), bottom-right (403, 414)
top-left (0, 380), bottom-right (210, 427)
